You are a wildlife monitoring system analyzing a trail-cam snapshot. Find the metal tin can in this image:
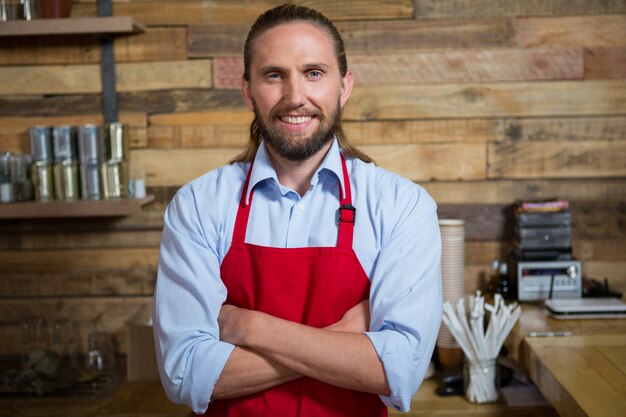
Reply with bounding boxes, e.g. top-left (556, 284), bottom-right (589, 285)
top-left (11, 153), bottom-right (33, 201)
top-left (52, 125), bottom-right (78, 162)
top-left (32, 161), bottom-right (55, 202)
top-left (29, 126), bottom-right (53, 163)
top-left (103, 122), bottom-right (129, 163)
top-left (77, 125), bottom-right (103, 164)
top-left (54, 161), bottom-right (80, 201)
top-left (101, 161), bottom-right (128, 199)
top-left (79, 162), bottom-right (102, 200)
